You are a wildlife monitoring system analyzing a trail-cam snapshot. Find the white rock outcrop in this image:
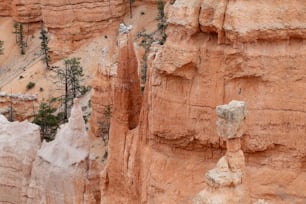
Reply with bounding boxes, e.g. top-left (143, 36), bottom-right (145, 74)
top-left (0, 115), bottom-right (41, 204)
top-left (25, 98), bottom-right (93, 203)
